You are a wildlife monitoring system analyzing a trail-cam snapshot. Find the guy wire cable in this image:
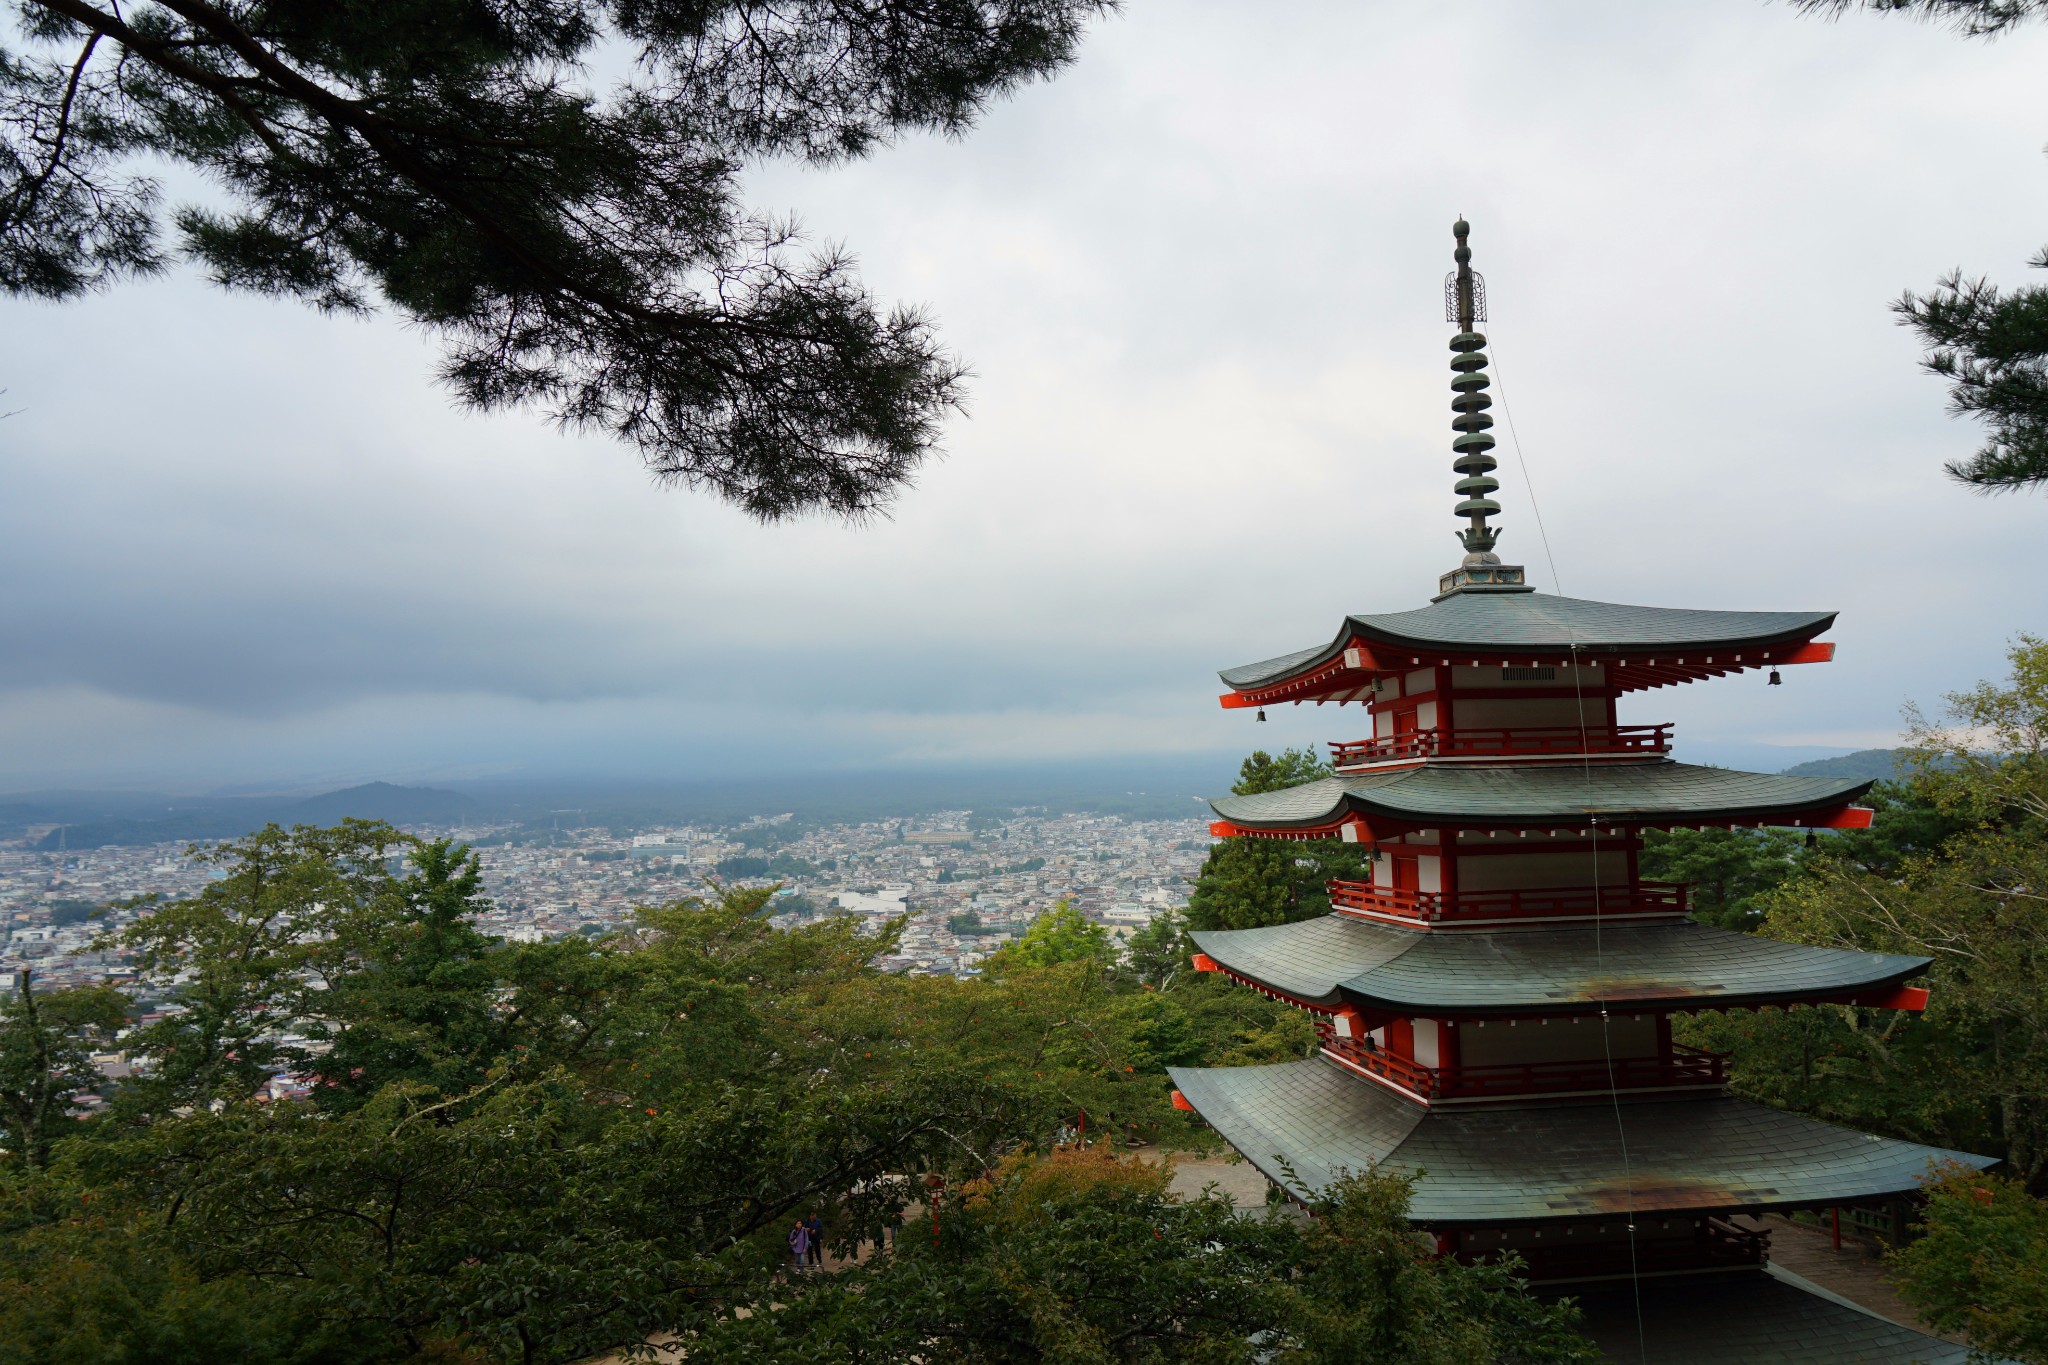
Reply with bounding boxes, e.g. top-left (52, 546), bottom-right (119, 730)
top-left (1487, 329), bottom-right (1651, 1364)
